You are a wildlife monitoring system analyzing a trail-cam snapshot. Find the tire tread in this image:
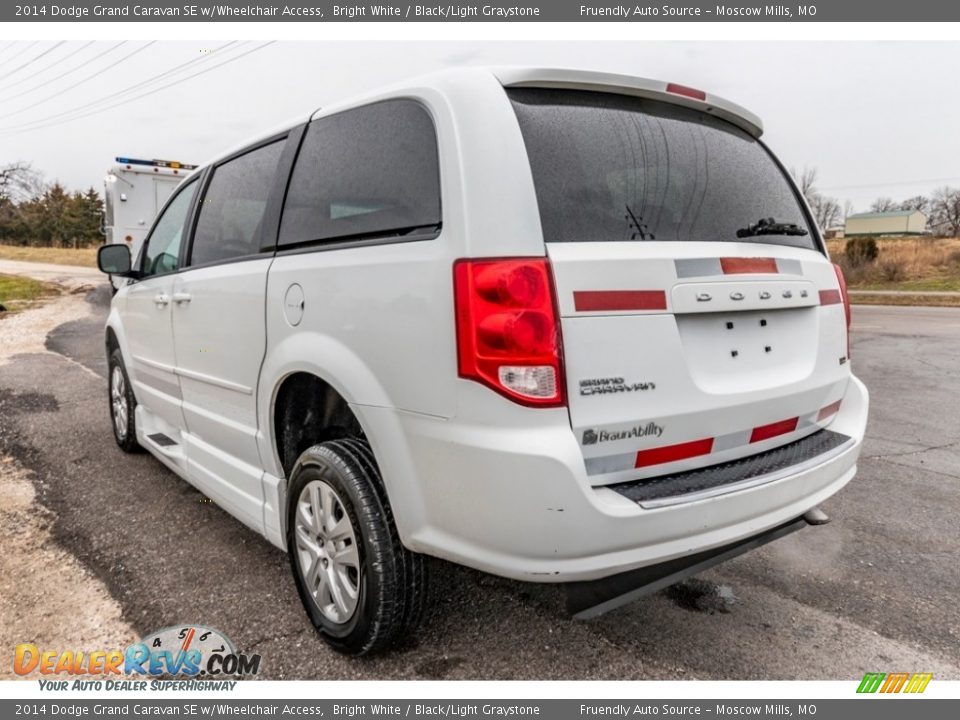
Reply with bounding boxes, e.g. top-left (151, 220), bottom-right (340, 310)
top-left (108, 348), bottom-right (142, 454)
top-left (288, 437), bottom-right (428, 655)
